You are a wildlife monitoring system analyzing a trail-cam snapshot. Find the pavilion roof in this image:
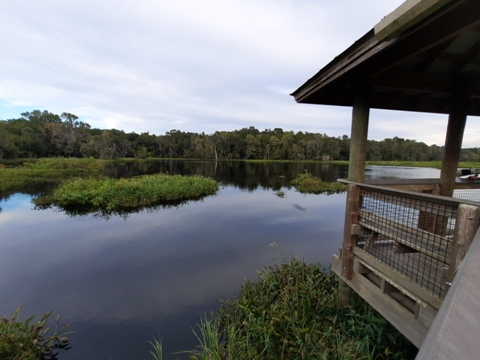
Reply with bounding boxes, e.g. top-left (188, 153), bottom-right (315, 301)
top-left (291, 0), bottom-right (480, 116)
